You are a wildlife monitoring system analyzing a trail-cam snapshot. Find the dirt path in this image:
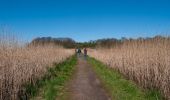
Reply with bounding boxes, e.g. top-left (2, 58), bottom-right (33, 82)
top-left (64, 54), bottom-right (110, 100)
